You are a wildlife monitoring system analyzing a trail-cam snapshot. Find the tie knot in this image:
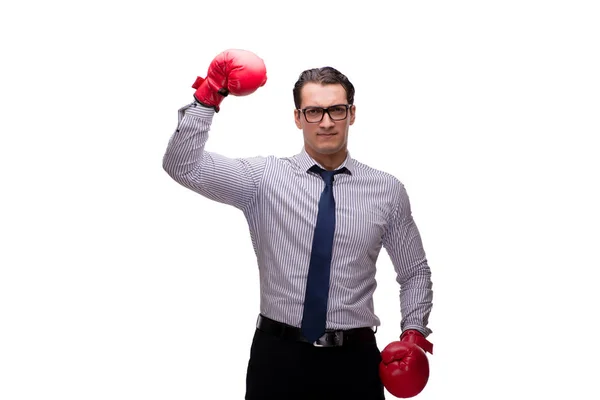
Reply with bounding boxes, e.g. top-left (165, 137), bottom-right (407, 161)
top-left (310, 165), bottom-right (346, 185)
